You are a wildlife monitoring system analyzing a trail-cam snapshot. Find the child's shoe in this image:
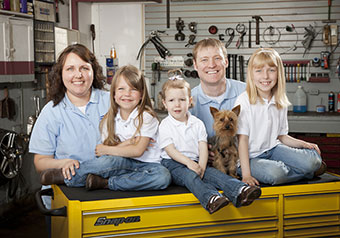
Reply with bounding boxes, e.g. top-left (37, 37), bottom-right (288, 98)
top-left (237, 185), bottom-right (261, 207)
top-left (86, 174), bottom-right (108, 190)
top-left (206, 195), bottom-right (229, 214)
